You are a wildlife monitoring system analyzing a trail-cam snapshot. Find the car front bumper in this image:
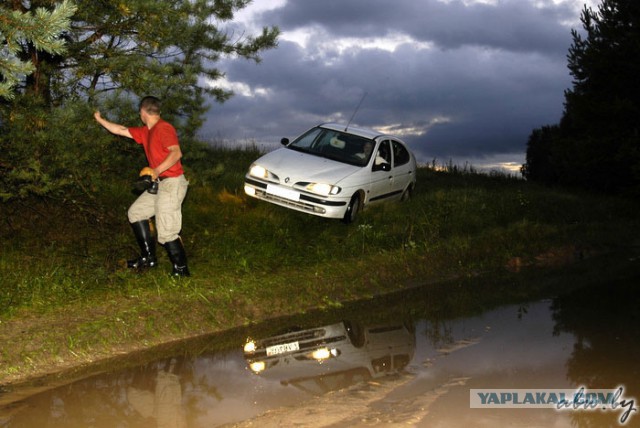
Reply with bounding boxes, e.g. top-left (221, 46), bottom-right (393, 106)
top-left (244, 177), bottom-right (348, 219)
